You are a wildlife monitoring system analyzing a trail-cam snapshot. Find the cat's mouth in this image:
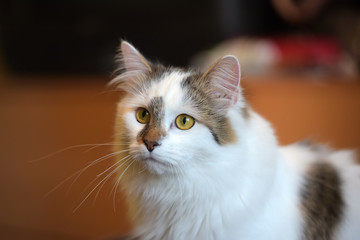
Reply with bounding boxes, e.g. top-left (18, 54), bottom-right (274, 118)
top-left (145, 156), bottom-right (168, 166)
top-left (134, 151), bottom-right (174, 174)
top-left (139, 154), bottom-right (174, 171)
